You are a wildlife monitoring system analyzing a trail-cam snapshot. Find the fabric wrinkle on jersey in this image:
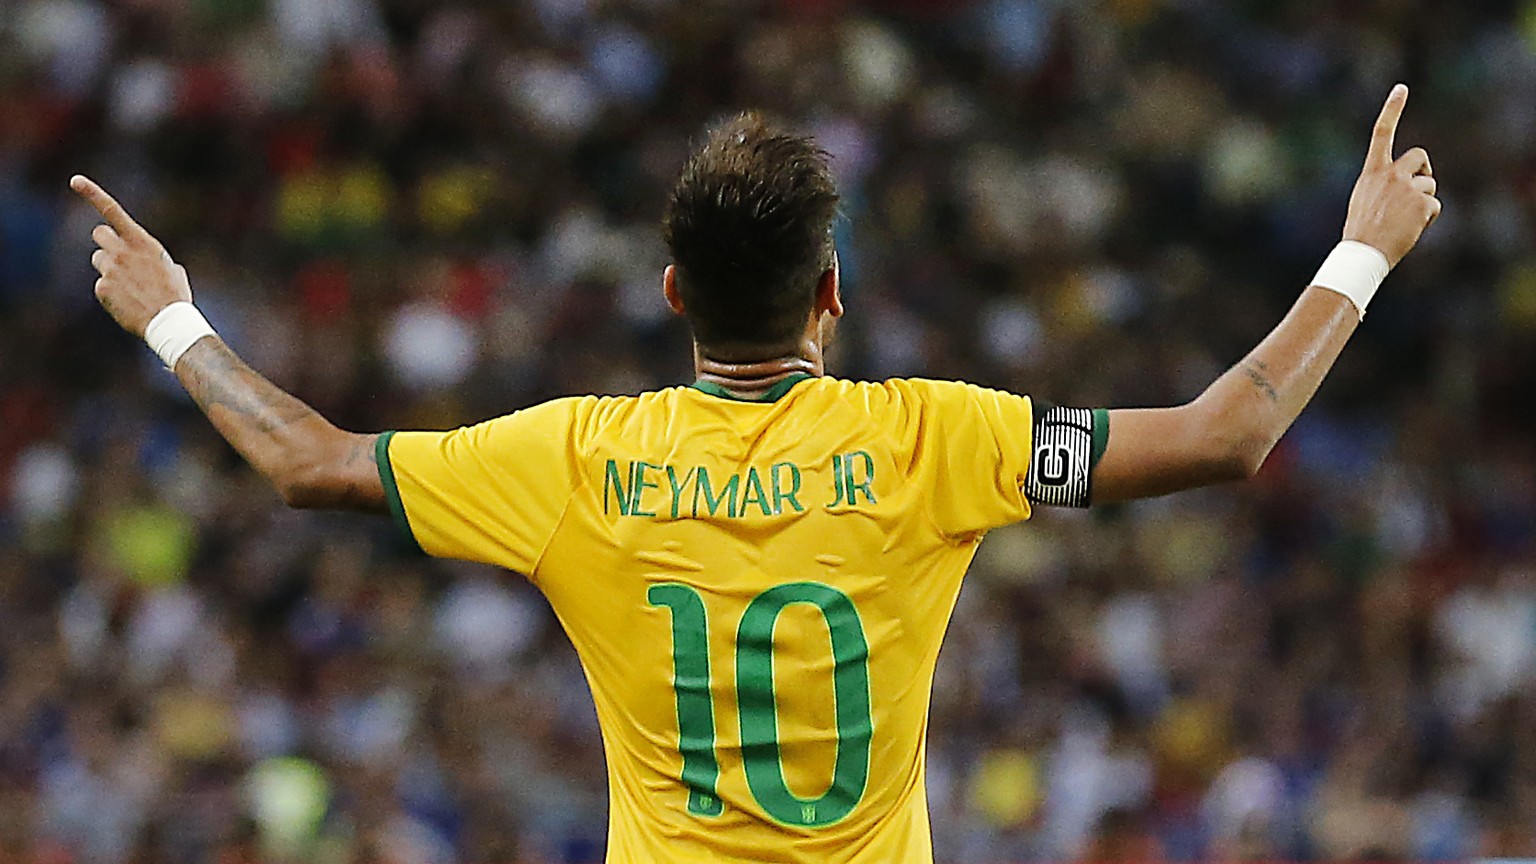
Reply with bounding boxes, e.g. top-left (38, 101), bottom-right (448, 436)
top-left (378, 375), bottom-right (1036, 864)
